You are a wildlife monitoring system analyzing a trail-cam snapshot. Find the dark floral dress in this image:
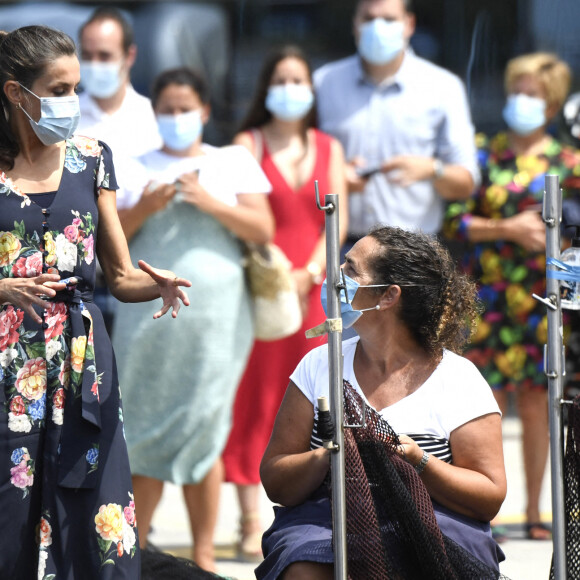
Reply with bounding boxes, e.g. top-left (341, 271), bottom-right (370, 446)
top-left (0, 136), bottom-right (139, 579)
top-left (444, 133), bottom-right (580, 390)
